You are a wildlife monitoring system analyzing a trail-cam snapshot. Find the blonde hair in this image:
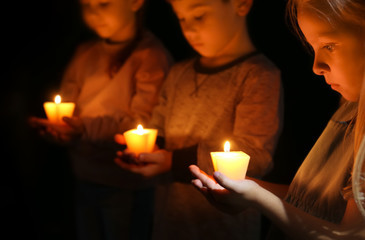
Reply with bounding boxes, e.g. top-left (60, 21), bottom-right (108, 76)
top-left (286, 0), bottom-right (365, 156)
top-left (356, 71), bottom-right (365, 156)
